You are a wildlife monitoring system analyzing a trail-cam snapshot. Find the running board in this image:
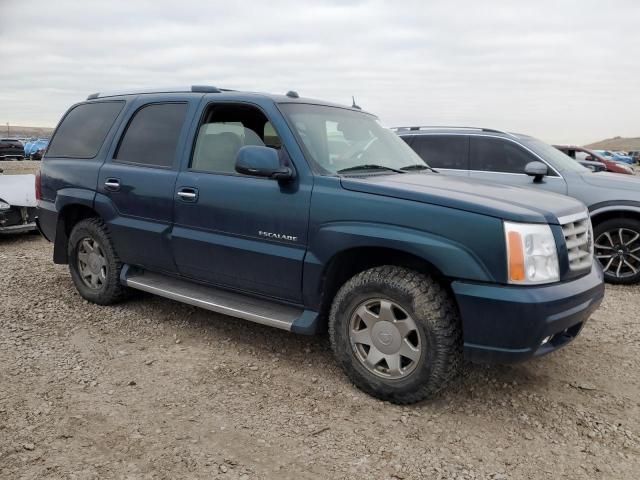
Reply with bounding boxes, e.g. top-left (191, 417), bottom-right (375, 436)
top-left (122, 268), bottom-right (315, 332)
